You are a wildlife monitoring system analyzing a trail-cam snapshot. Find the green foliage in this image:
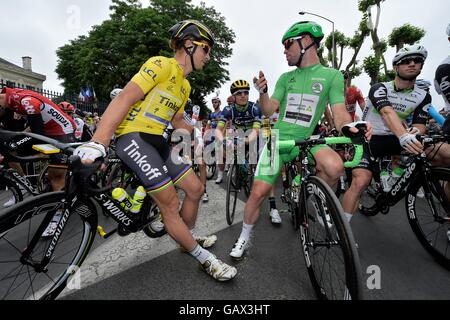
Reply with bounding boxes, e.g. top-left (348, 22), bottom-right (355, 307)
top-left (388, 24), bottom-right (426, 50)
top-left (55, 0), bottom-right (235, 109)
top-left (378, 69), bottom-right (396, 82)
top-left (363, 55), bottom-right (382, 80)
